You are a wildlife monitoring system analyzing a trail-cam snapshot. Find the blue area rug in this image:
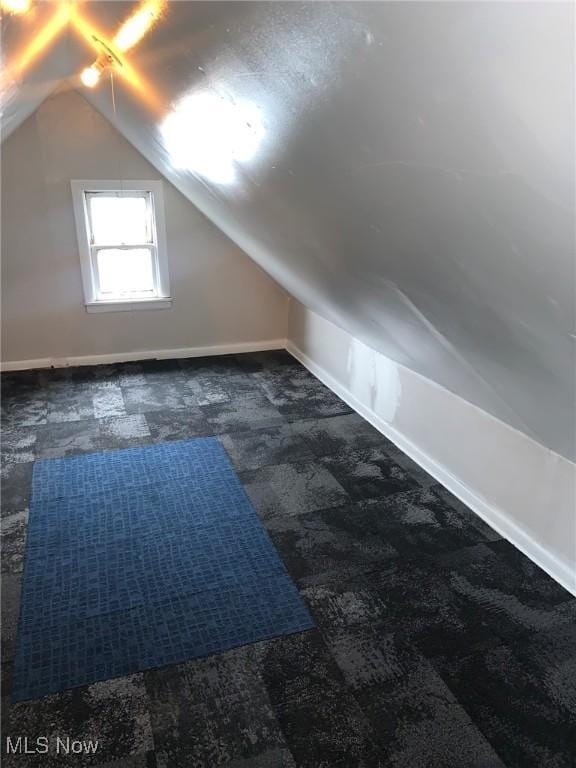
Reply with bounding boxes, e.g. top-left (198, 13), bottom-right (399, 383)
top-left (13, 438), bottom-right (314, 701)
